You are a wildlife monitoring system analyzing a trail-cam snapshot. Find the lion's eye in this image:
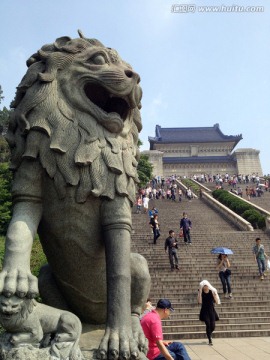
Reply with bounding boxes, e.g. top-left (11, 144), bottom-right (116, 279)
top-left (12, 305), bottom-right (18, 308)
top-left (1, 302), bottom-right (6, 307)
top-left (91, 54), bottom-right (107, 65)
